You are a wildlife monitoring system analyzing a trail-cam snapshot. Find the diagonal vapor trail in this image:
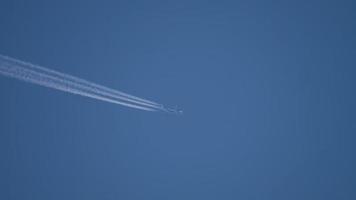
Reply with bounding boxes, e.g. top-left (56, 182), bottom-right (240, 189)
top-left (0, 54), bottom-right (179, 113)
